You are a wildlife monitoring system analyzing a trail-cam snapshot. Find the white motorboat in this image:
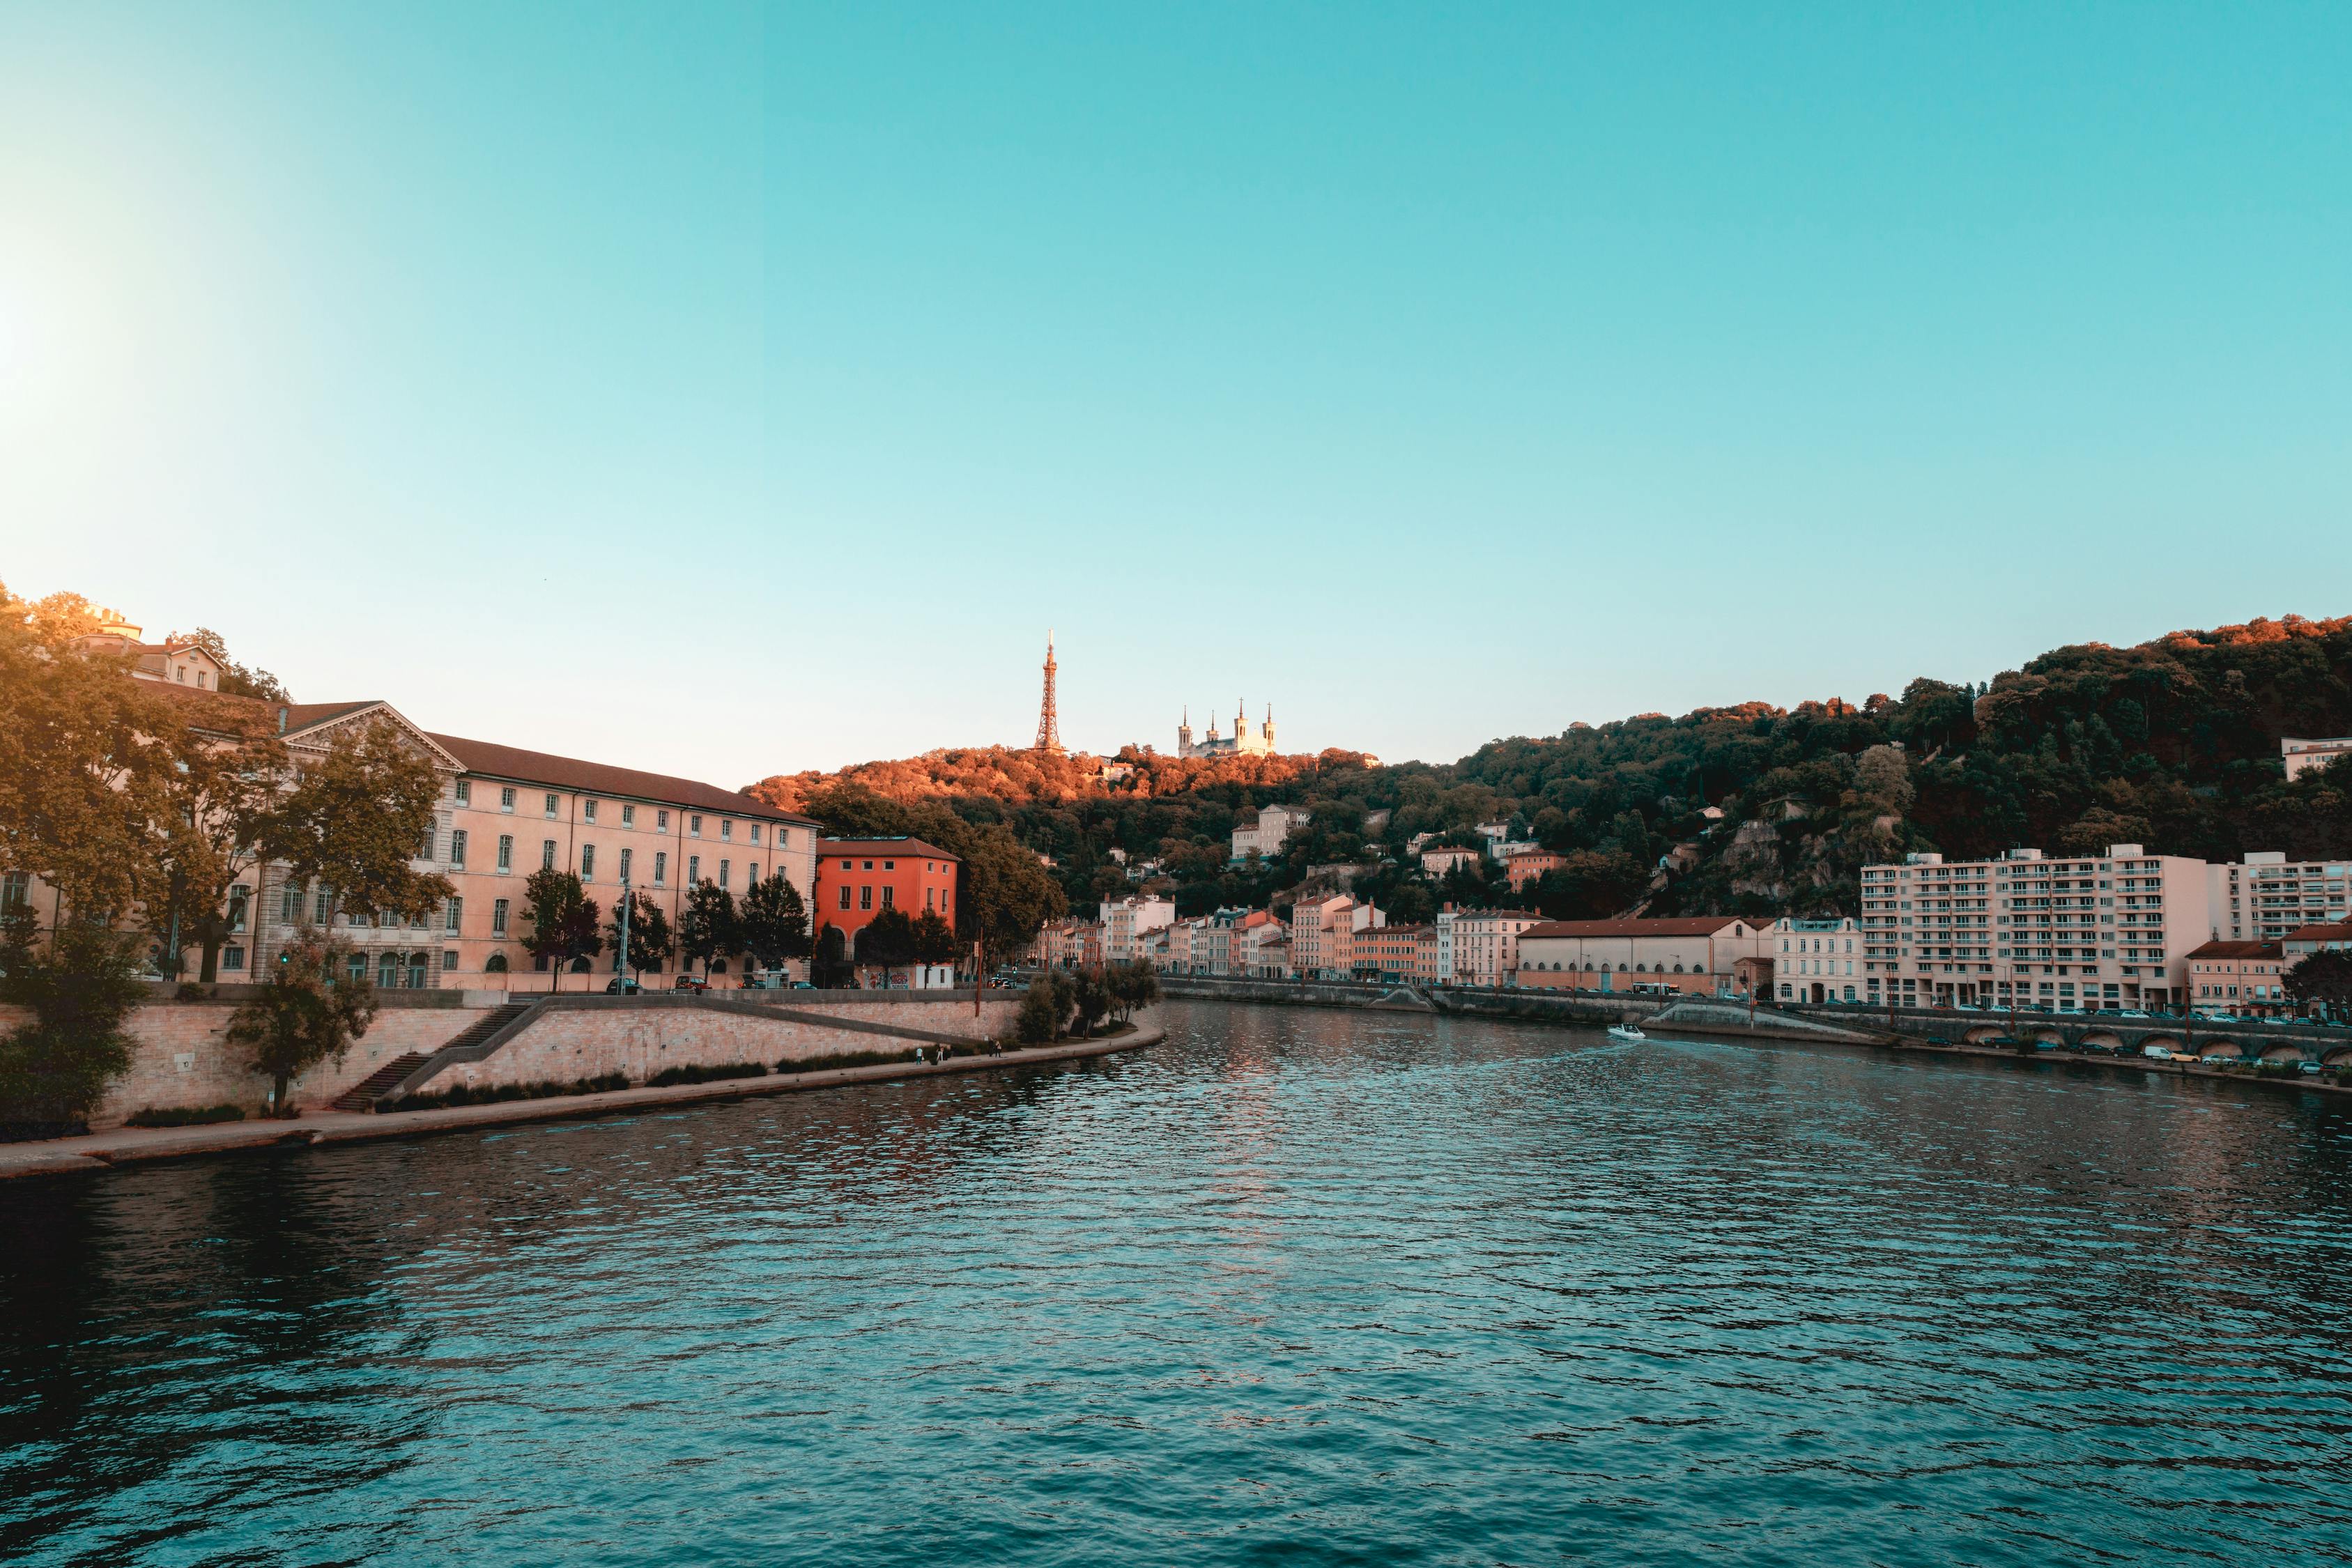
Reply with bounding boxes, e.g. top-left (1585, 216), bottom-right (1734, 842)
top-left (1606, 1024), bottom-right (1647, 1043)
